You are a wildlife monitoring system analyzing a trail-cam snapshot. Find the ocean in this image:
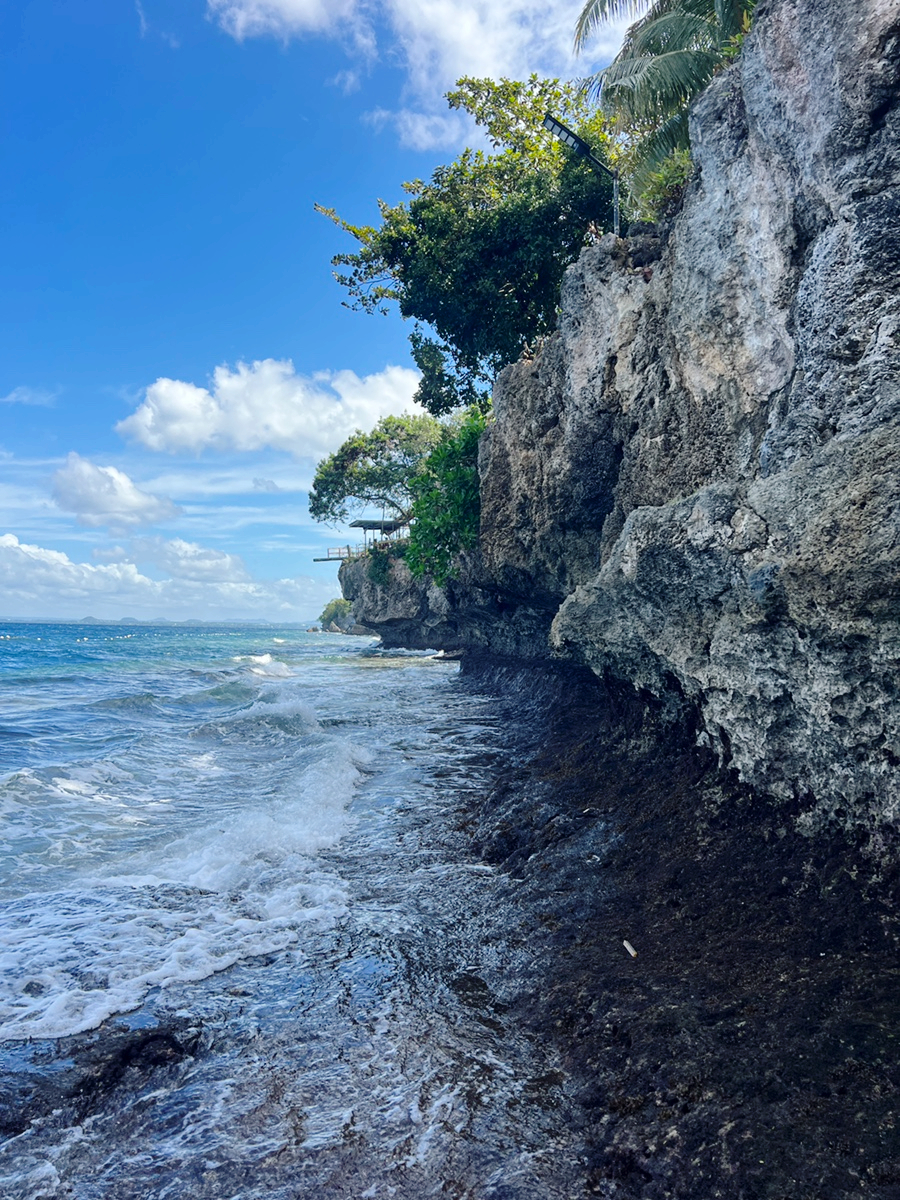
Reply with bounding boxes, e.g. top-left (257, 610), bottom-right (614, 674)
top-left (0, 623), bottom-right (580, 1198)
